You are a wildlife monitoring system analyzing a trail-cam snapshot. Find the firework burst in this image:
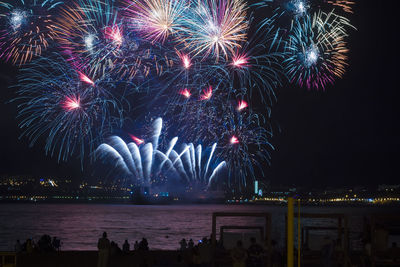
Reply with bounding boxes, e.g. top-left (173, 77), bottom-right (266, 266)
top-left (3, 0), bottom-right (356, 192)
top-left (13, 54), bottom-right (128, 162)
top-left (0, 0), bottom-right (63, 65)
top-left (181, 0), bottom-right (249, 60)
top-left (122, 0), bottom-right (188, 43)
top-left (284, 10), bottom-right (354, 89)
top-left (325, 0), bottom-right (355, 14)
top-left (219, 109), bottom-right (273, 190)
top-left (53, 0), bottom-right (124, 77)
